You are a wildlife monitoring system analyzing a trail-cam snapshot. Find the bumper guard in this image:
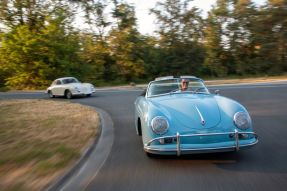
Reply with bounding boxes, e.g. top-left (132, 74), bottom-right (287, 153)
top-left (145, 130), bottom-right (258, 156)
